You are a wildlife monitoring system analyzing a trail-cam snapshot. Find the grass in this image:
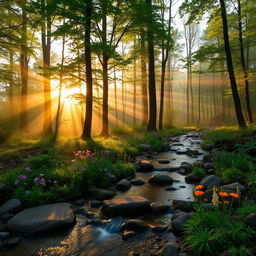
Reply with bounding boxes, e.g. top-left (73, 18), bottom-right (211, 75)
top-left (184, 205), bottom-right (255, 256)
top-left (202, 126), bottom-right (256, 150)
top-left (191, 166), bottom-right (205, 179)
